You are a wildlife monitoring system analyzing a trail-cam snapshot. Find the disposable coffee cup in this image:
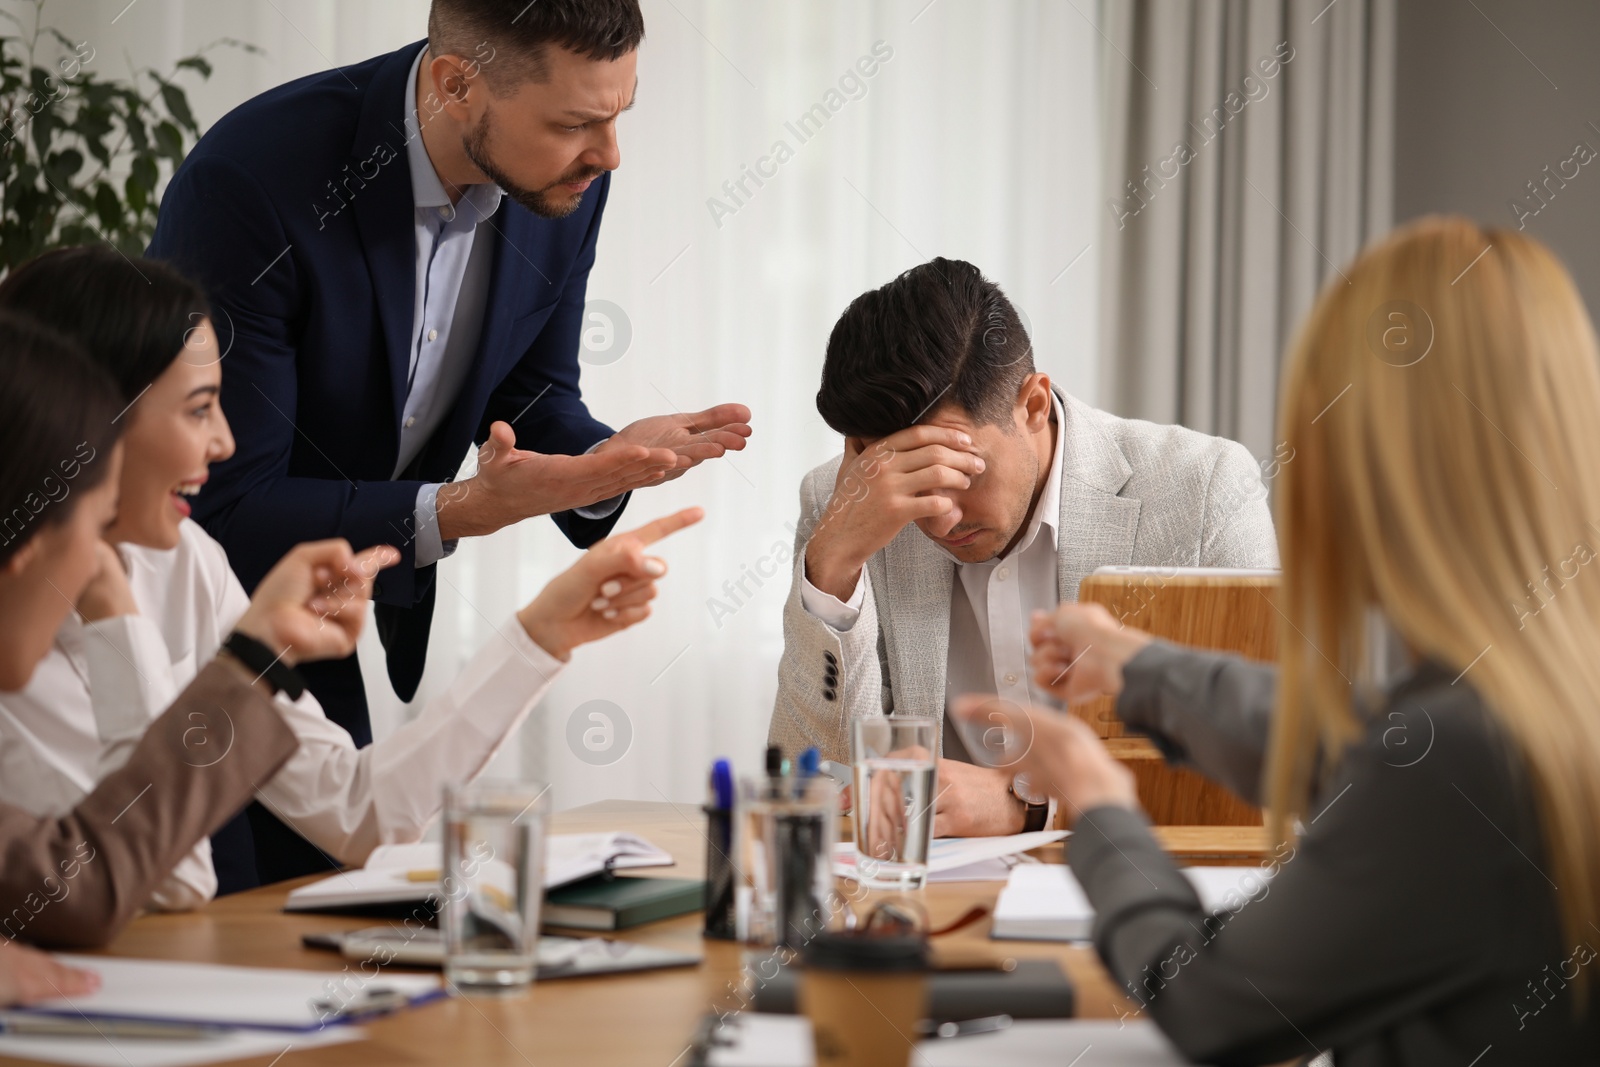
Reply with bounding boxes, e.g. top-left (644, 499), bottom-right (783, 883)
top-left (799, 932), bottom-right (928, 1067)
